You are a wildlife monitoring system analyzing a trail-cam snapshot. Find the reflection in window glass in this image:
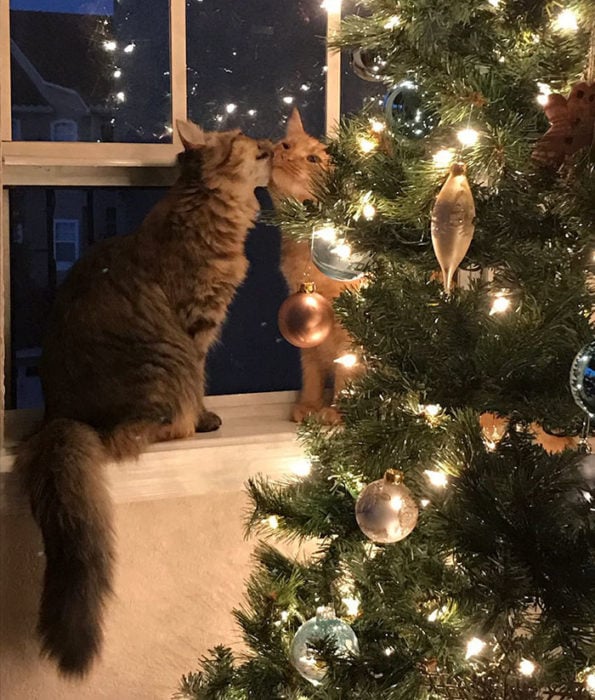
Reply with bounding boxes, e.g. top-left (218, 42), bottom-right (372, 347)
top-left (8, 187), bottom-right (299, 409)
top-left (186, 0), bottom-right (326, 140)
top-left (10, 1), bottom-right (171, 143)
